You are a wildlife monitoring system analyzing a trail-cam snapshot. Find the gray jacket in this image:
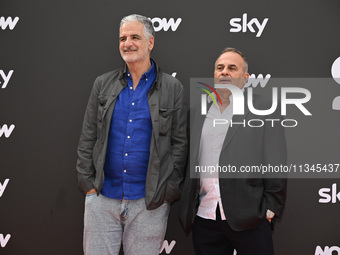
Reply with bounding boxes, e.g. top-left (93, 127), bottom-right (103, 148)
top-left (76, 60), bottom-right (187, 210)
